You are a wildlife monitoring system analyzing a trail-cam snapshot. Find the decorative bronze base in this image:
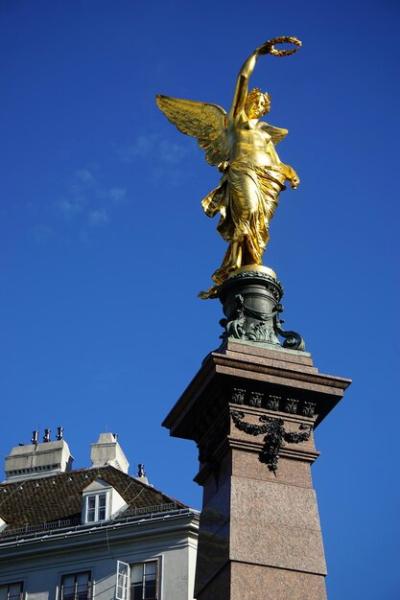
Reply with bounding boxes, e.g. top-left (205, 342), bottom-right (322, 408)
top-left (218, 265), bottom-right (305, 350)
